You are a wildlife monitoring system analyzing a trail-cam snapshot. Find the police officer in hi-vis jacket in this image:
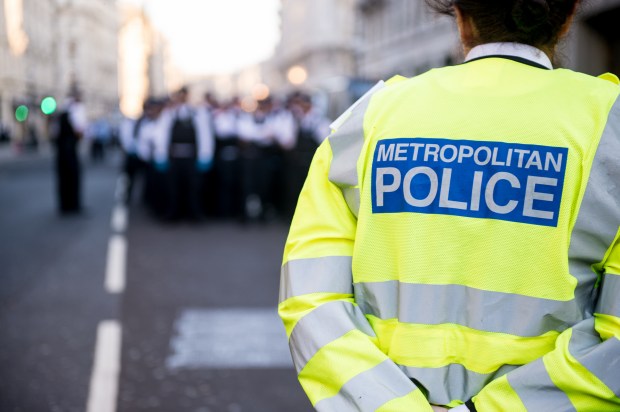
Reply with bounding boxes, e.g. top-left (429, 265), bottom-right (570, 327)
top-left (279, 0), bottom-right (620, 410)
